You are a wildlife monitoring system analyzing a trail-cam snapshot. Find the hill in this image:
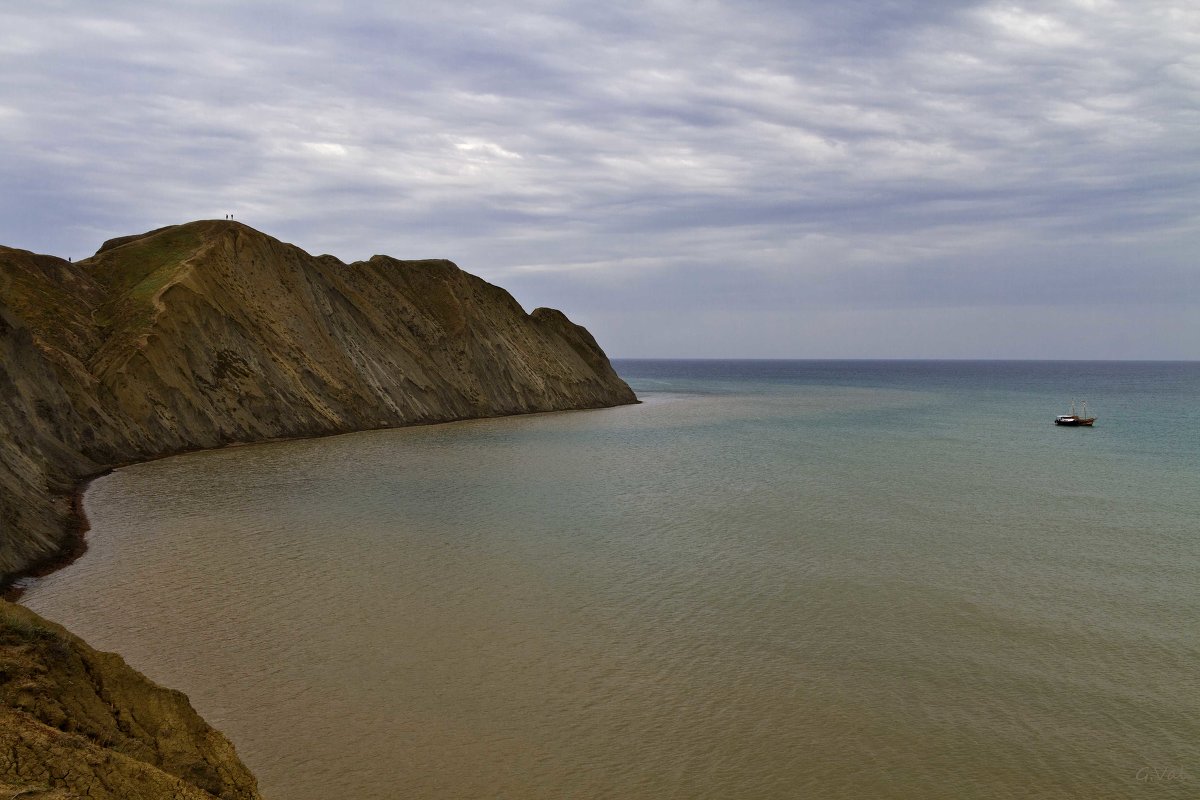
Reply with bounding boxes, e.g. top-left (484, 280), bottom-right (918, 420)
top-left (0, 219), bottom-right (636, 797)
top-left (1, 219), bottom-right (635, 585)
